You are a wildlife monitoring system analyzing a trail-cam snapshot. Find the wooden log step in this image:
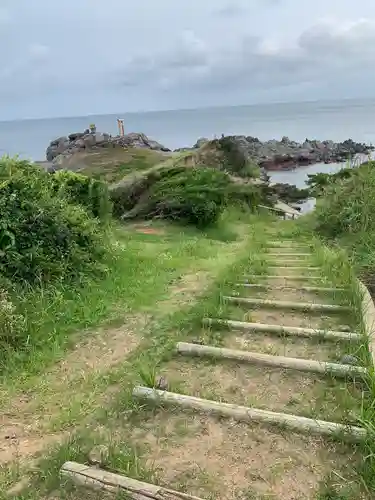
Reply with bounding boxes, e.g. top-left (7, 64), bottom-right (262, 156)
top-left (245, 275), bottom-right (324, 281)
top-left (268, 242), bottom-right (310, 249)
top-left (269, 266), bottom-right (320, 271)
top-left (176, 342), bottom-right (366, 378)
top-left (267, 253), bottom-right (311, 257)
top-left (133, 386), bottom-right (367, 441)
top-left (224, 296), bottom-right (351, 313)
top-left (236, 283), bottom-right (347, 293)
top-left (203, 318), bottom-right (360, 341)
top-left (61, 461), bottom-right (204, 500)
